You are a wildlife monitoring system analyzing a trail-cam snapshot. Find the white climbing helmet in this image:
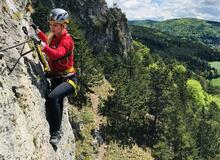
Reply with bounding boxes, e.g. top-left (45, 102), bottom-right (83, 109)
top-left (48, 8), bottom-right (69, 24)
